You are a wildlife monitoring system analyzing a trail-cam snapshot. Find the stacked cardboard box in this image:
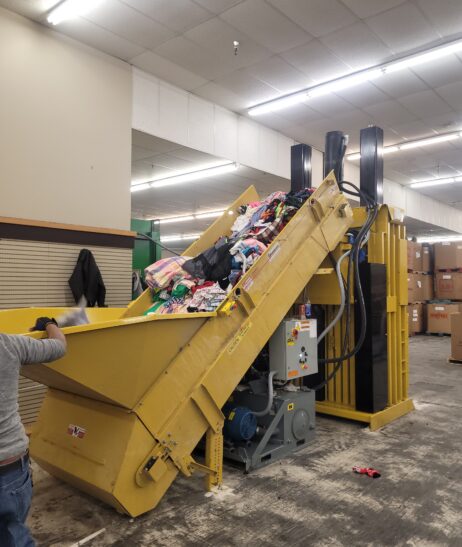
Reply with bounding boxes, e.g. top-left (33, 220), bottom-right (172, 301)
top-left (427, 242), bottom-right (462, 334)
top-left (450, 313), bottom-right (462, 361)
top-left (407, 242), bottom-right (433, 335)
top-left (427, 303), bottom-right (462, 335)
